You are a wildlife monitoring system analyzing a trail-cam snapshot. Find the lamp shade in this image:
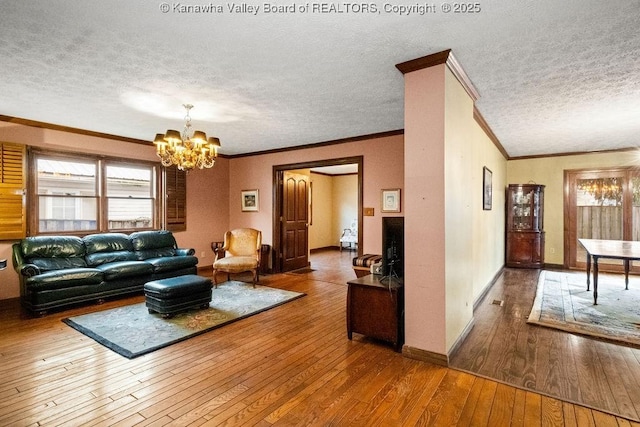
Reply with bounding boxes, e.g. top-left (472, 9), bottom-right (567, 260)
top-left (164, 129), bottom-right (182, 143)
top-left (153, 133), bottom-right (167, 145)
top-left (191, 130), bottom-right (207, 143)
